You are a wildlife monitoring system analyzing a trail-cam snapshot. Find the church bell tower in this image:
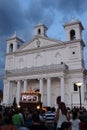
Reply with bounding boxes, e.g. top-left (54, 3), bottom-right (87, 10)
top-left (63, 18), bottom-right (84, 41)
